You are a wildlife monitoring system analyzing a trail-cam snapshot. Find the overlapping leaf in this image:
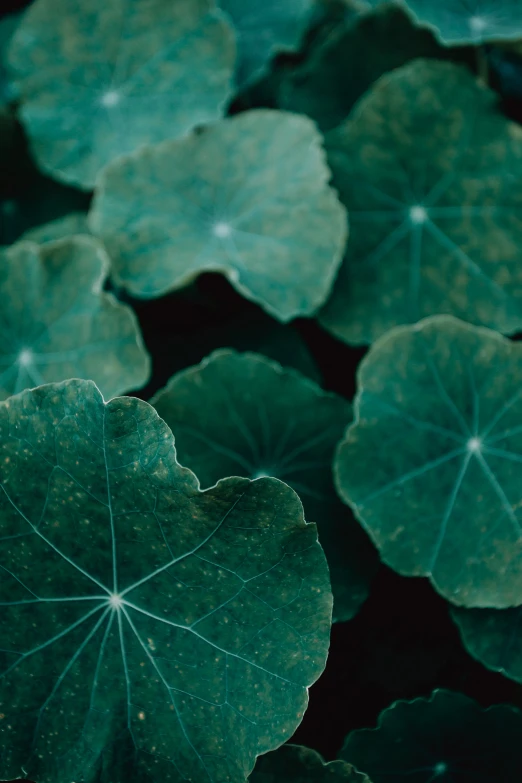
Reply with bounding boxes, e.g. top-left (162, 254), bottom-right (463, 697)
top-left (21, 212), bottom-right (90, 244)
top-left (8, 0), bottom-right (236, 189)
top-left (0, 379), bottom-right (332, 782)
top-left (218, 0), bottom-right (314, 88)
top-left (151, 351), bottom-right (377, 622)
top-left (250, 744), bottom-right (371, 782)
top-left (340, 690), bottom-right (522, 782)
top-left (0, 236), bottom-right (150, 399)
top-left (89, 110), bottom-right (347, 321)
top-left (335, 315), bottom-right (522, 608)
top-left (320, 58), bottom-right (522, 345)
top-left (452, 604), bottom-right (522, 684)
